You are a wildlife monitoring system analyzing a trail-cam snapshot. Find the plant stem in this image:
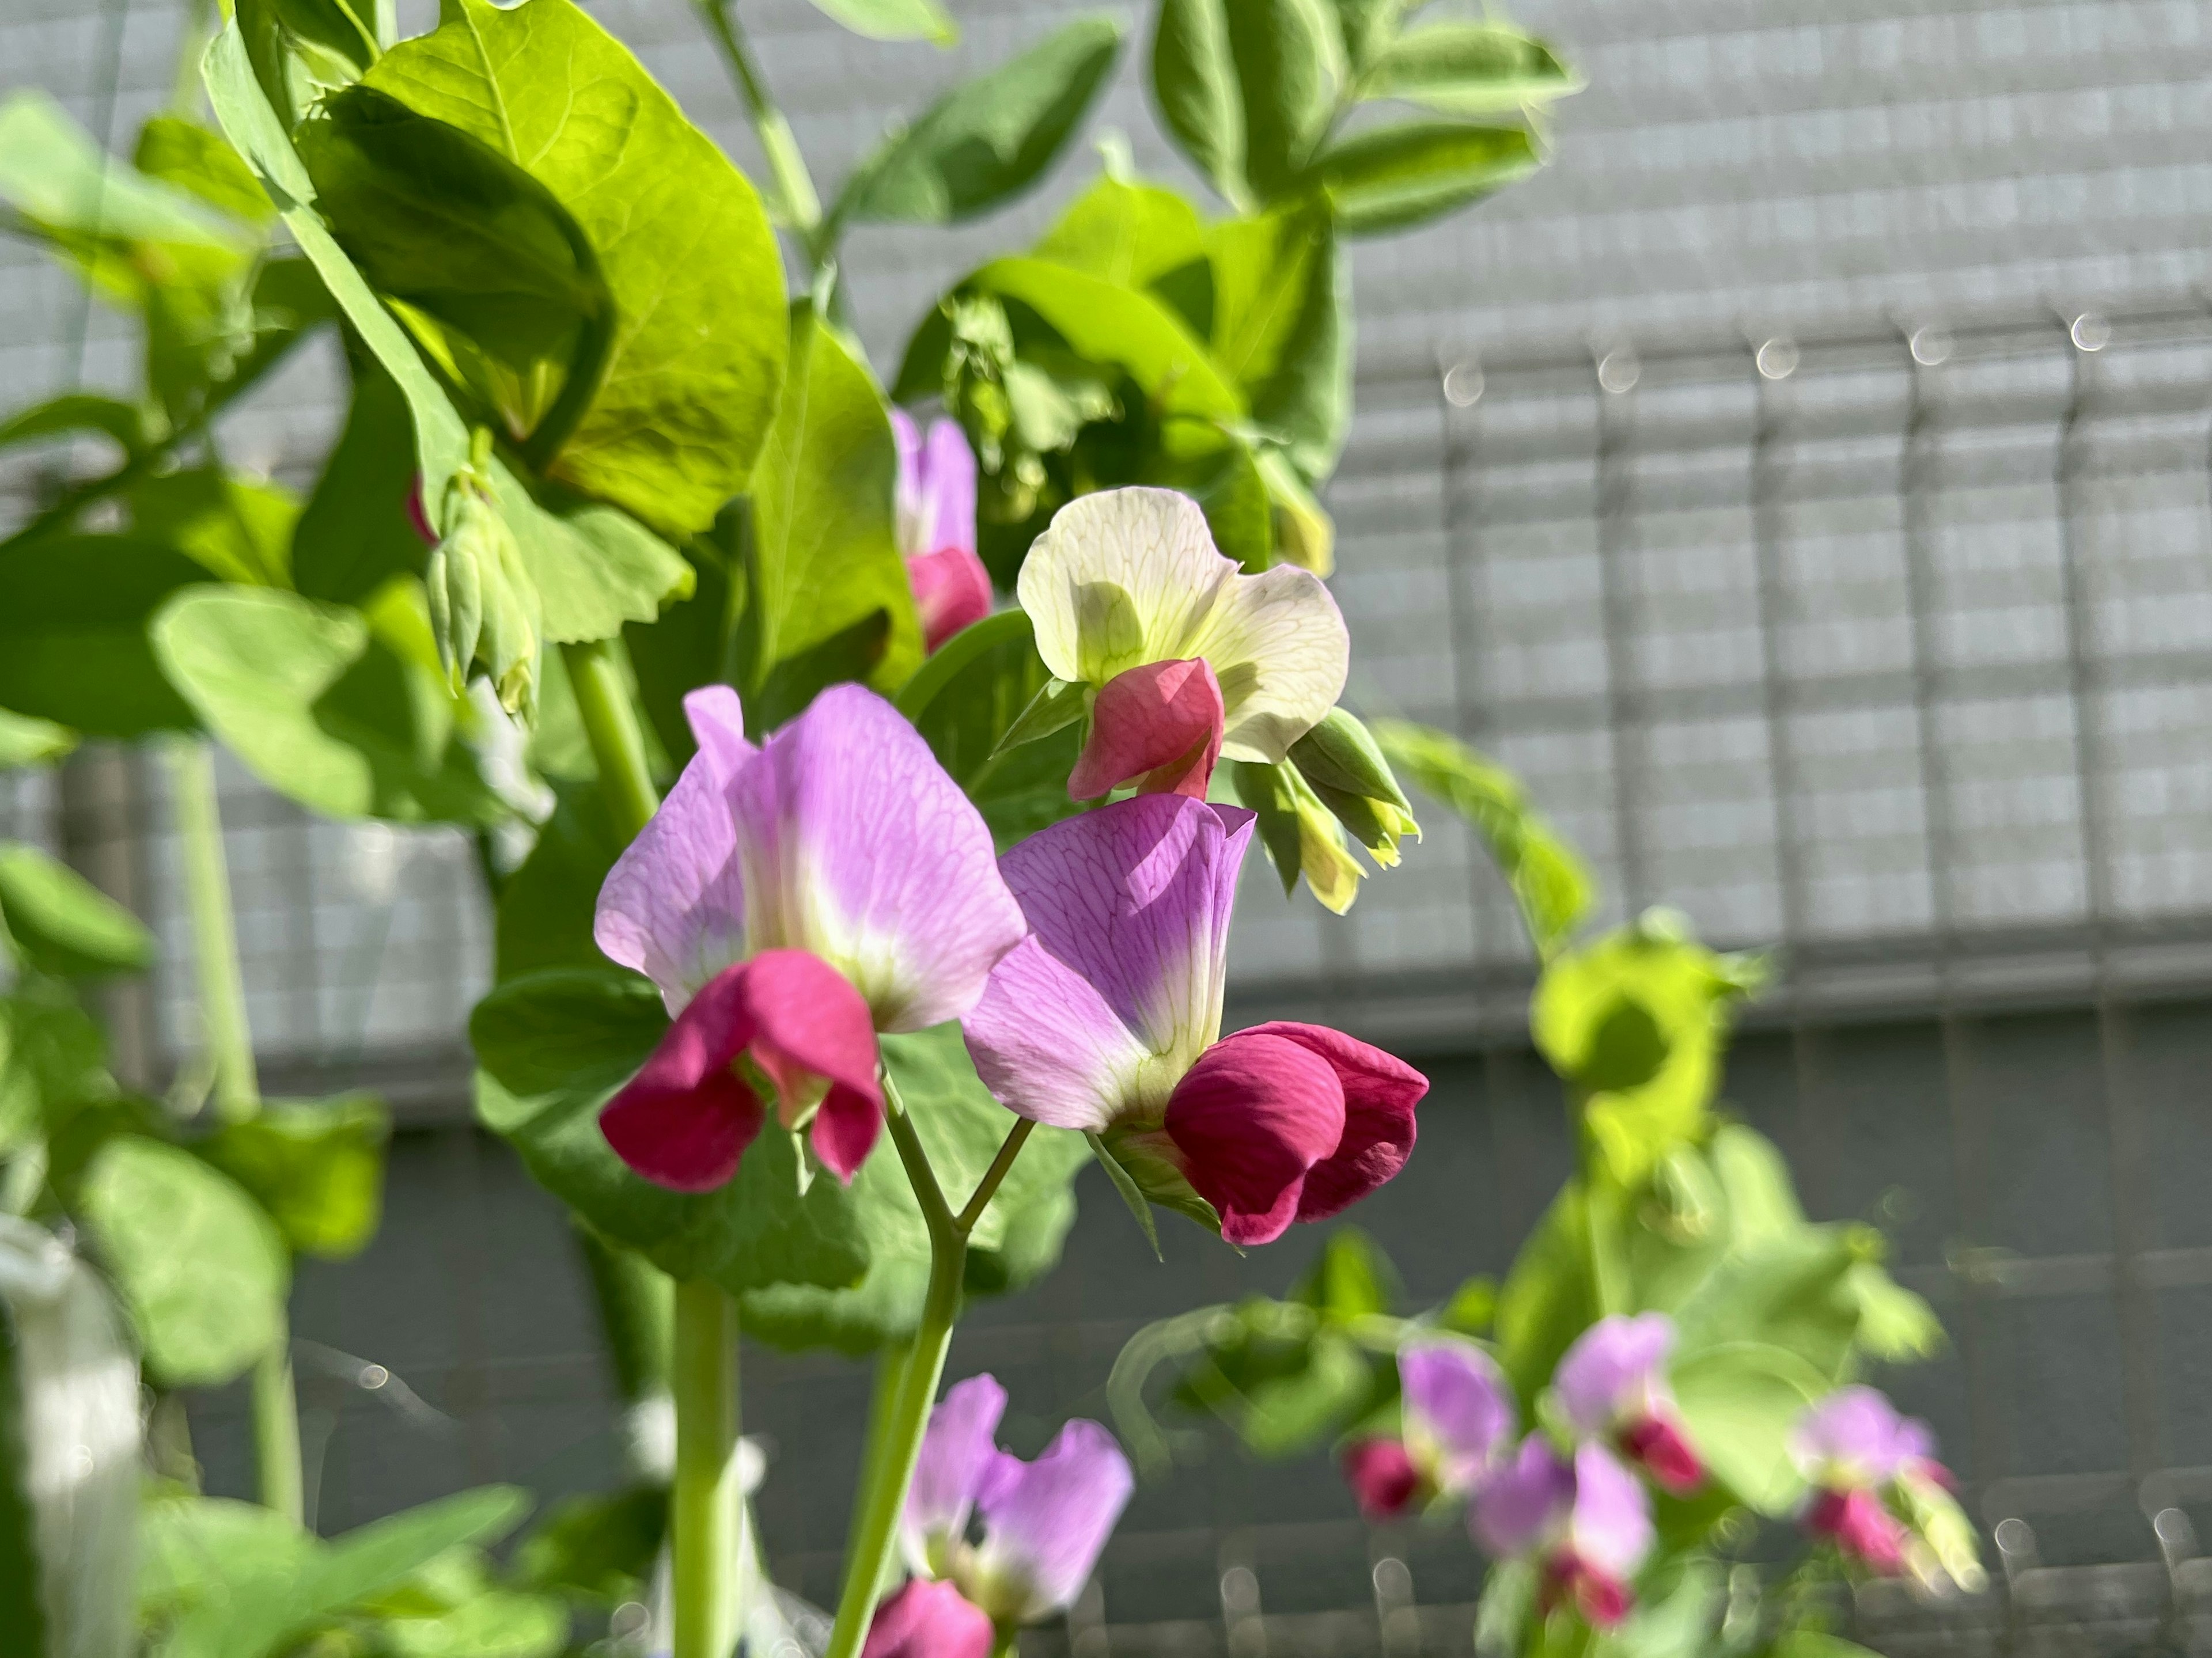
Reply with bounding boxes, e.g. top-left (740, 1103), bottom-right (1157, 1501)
top-left (690, 0), bottom-right (825, 250)
top-left (839, 1335), bottom-right (914, 1597)
top-left (560, 639), bottom-right (660, 840)
top-left (672, 1278), bottom-right (743, 1658)
top-left (168, 741), bottom-right (257, 1124)
top-left (823, 1096), bottom-right (1036, 1658)
top-left (251, 1334), bottom-right (304, 1525)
